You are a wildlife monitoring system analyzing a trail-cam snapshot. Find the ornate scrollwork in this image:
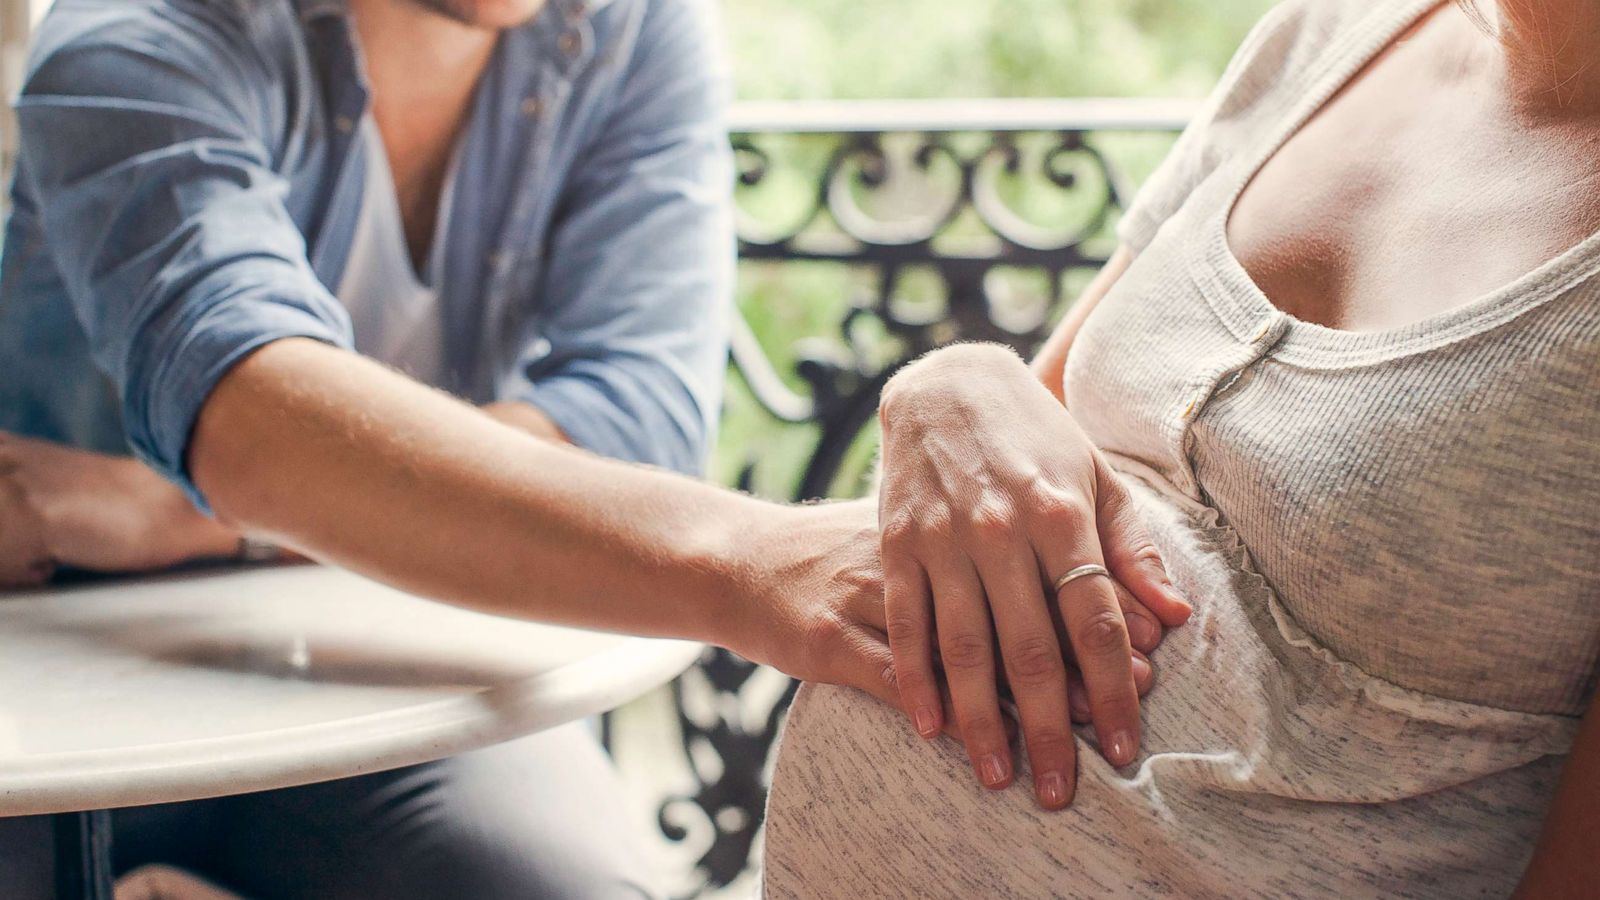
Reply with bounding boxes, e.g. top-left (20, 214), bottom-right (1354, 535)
top-left (656, 100), bottom-right (1187, 897)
